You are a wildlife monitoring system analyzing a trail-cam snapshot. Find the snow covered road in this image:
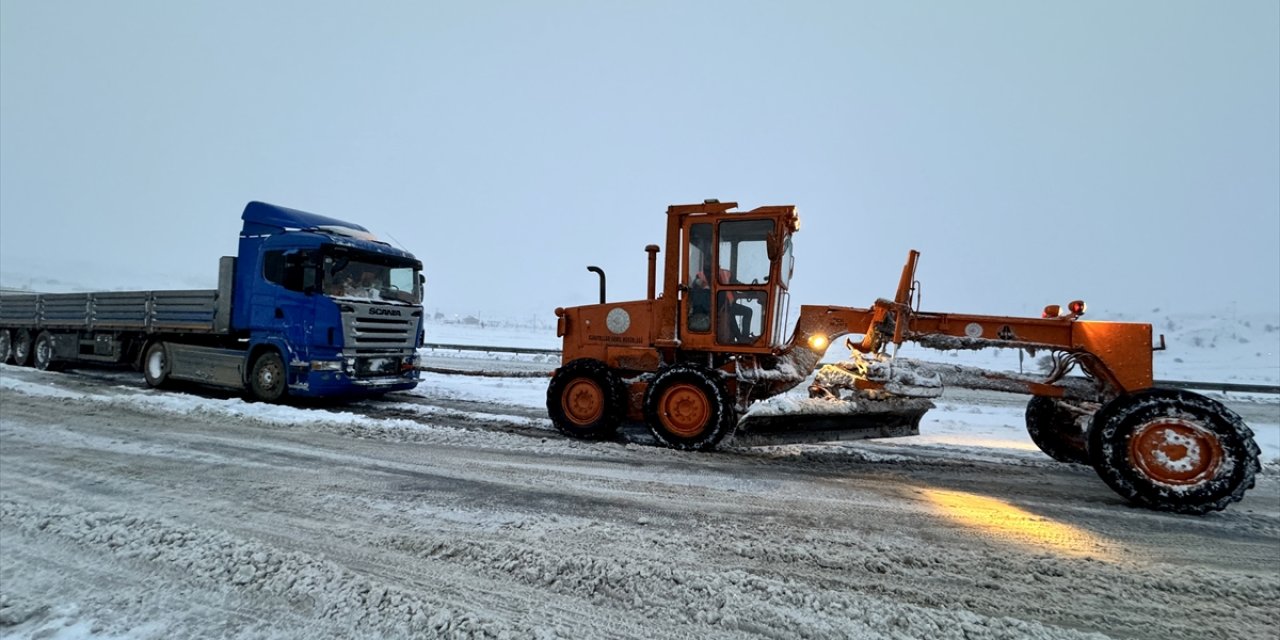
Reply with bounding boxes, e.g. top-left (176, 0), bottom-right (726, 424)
top-left (1, 364), bottom-right (1277, 639)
